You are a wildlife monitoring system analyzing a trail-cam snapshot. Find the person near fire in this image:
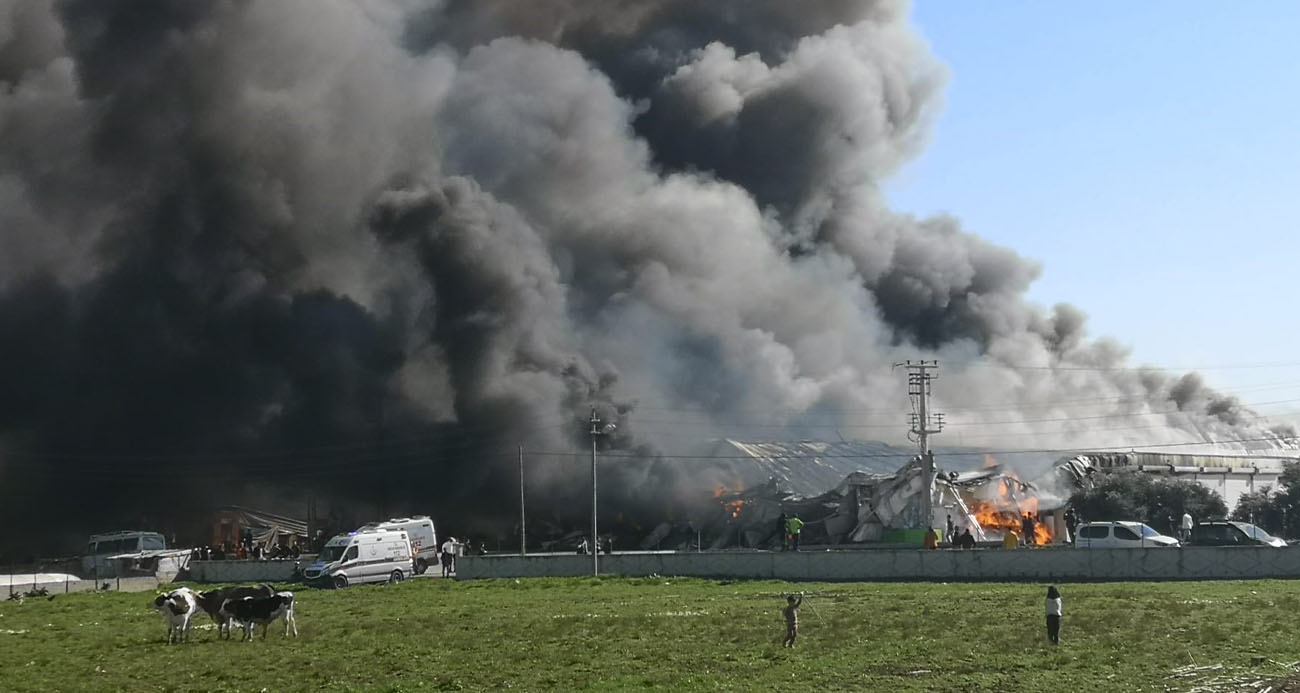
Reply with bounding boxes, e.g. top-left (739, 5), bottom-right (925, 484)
top-left (958, 527), bottom-right (976, 549)
top-left (1002, 528), bottom-right (1019, 549)
top-left (782, 592), bottom-right (803, 647)
top-left (1045, 585), bottom-right (1063, 644)
top-left (777, 512), bottom-right (789, 550)
top-left (786, 515), bottom-right (805, 551)
top-left (1021, 513), bottom-right (1036, 546)
top-left (946, 514), bottom-right (955, 543)
top-left (923, 526), bottom-right (940, 549)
